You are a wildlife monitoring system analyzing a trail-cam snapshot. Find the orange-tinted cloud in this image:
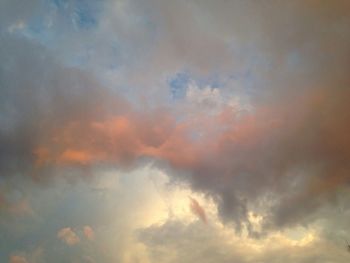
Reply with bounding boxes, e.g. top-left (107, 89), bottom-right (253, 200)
top-left (59, 149), bottom-right (95, 165)
top-left (33, 111), bottom-right (200, 169)
top-left (9, 255), bottom-right (28, 263)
